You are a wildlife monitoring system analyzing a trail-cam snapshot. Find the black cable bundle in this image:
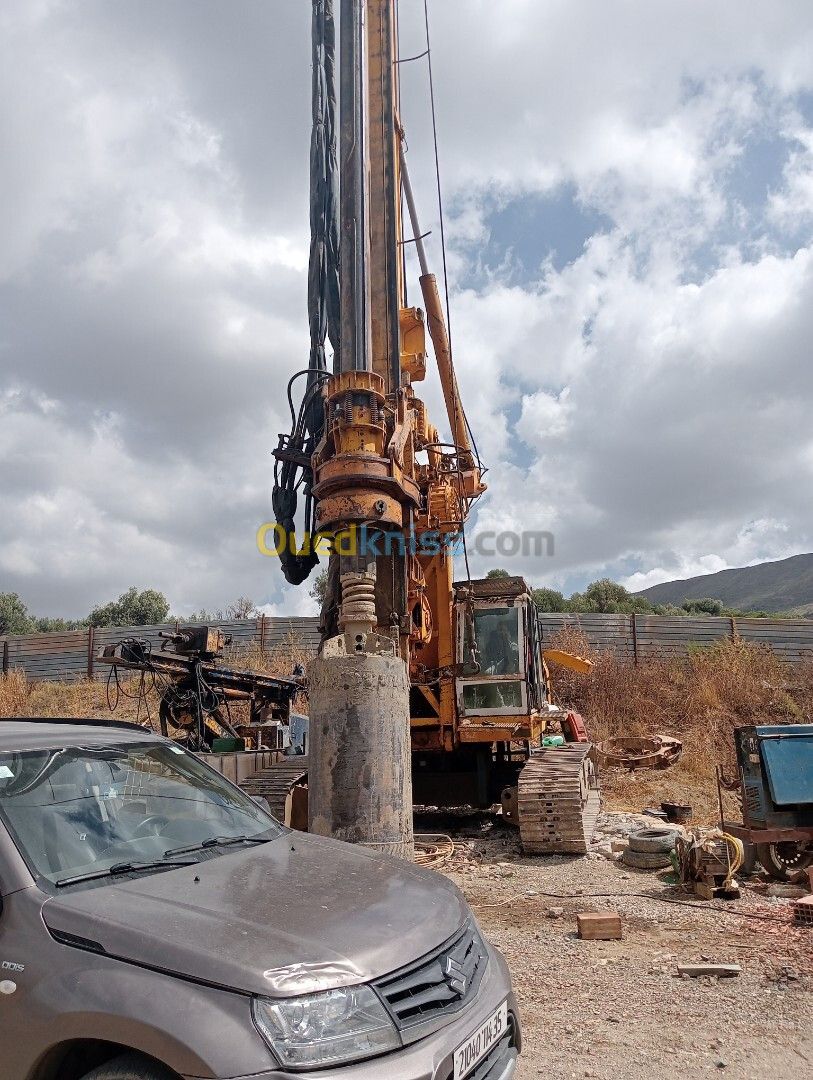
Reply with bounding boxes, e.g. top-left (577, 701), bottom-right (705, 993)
top-left (272, 0), bottom-right (340, 586)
